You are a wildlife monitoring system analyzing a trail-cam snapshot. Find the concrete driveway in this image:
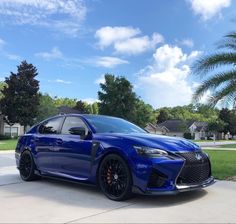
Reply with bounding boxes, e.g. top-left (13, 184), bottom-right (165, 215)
top-left (0, 151), bottom-right (235, 223)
